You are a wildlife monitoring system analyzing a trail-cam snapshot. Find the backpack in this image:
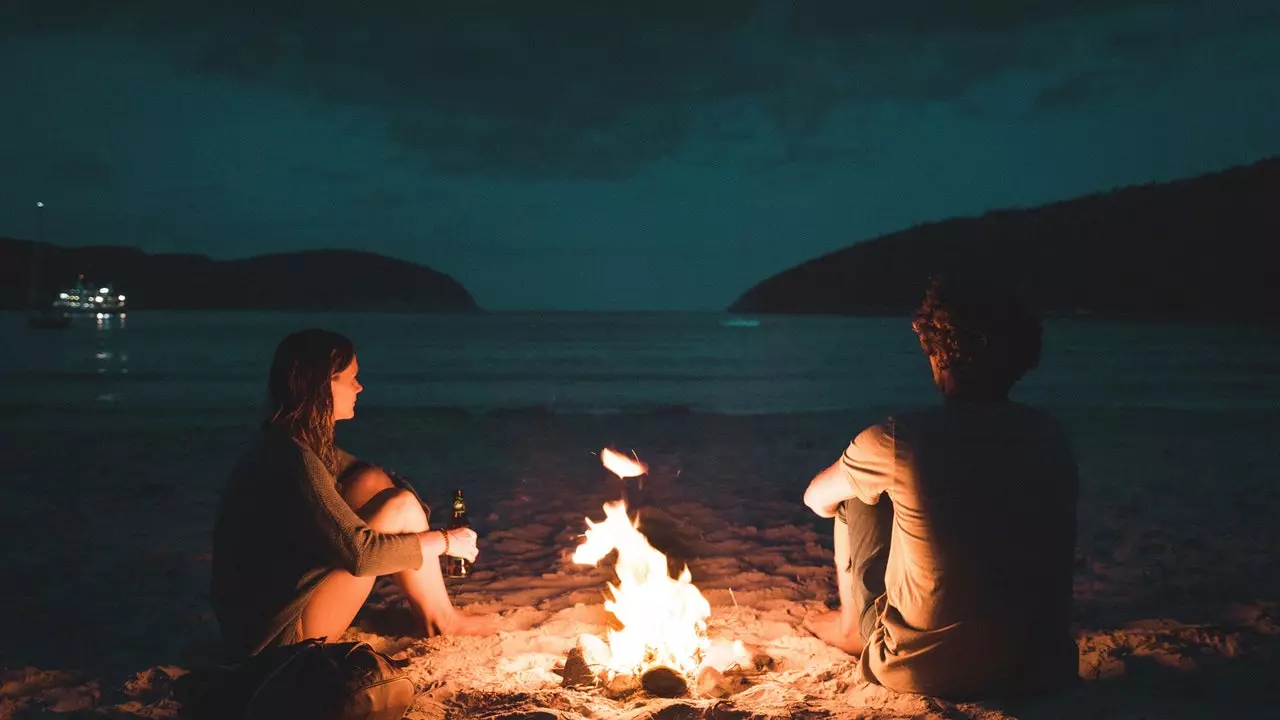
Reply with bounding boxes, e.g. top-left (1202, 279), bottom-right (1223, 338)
top-left (176, 639), bottom-right (416, 720)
